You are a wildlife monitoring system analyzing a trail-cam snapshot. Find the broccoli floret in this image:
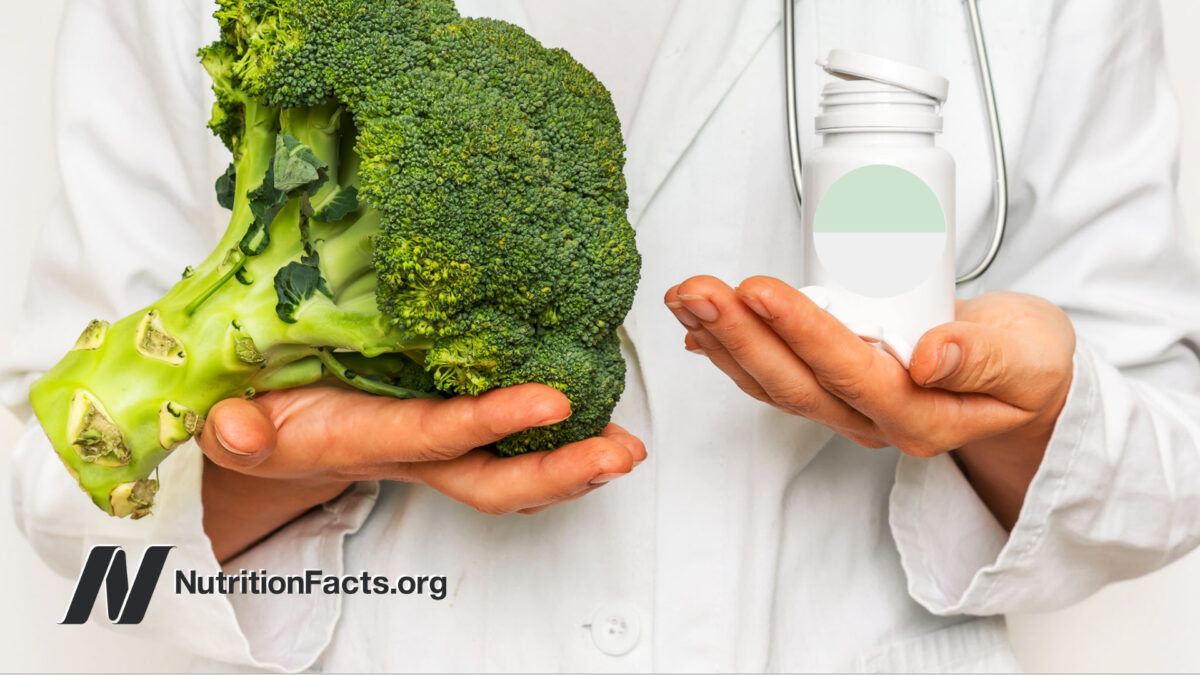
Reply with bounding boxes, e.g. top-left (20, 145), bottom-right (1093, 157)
top-left (28, 0), bottom-right (640, 517)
